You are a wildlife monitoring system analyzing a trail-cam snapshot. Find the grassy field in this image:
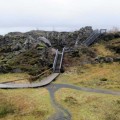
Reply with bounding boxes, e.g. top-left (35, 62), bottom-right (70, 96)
top-left (55, 39), bottom-right (120, 91)
top-left (54, 62), bottom-right (120, 91)
top-left (0, 88), bottom-right (54, 120)
top-left (0, 38), bottom-right (119, 120)
top-left (92, 43), bottom-right (115, 56)
top-left (92, 38), bottom-right (120, 57)
top-left (55, 88), bottom-right (120, 120)
top-left (0, 73), bottom-right (30, 83)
